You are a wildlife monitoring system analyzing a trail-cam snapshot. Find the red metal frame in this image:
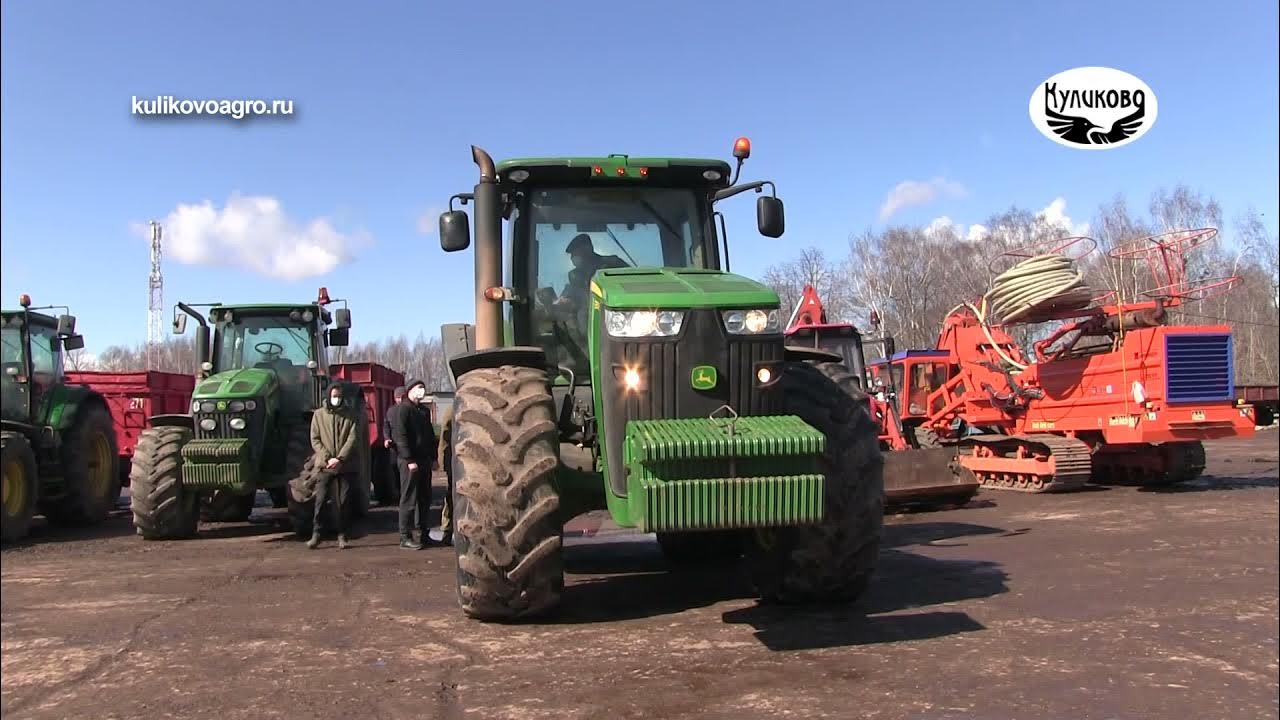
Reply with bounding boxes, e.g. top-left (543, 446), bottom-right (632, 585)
top-left (67, 370), bottom-right (195, 483)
